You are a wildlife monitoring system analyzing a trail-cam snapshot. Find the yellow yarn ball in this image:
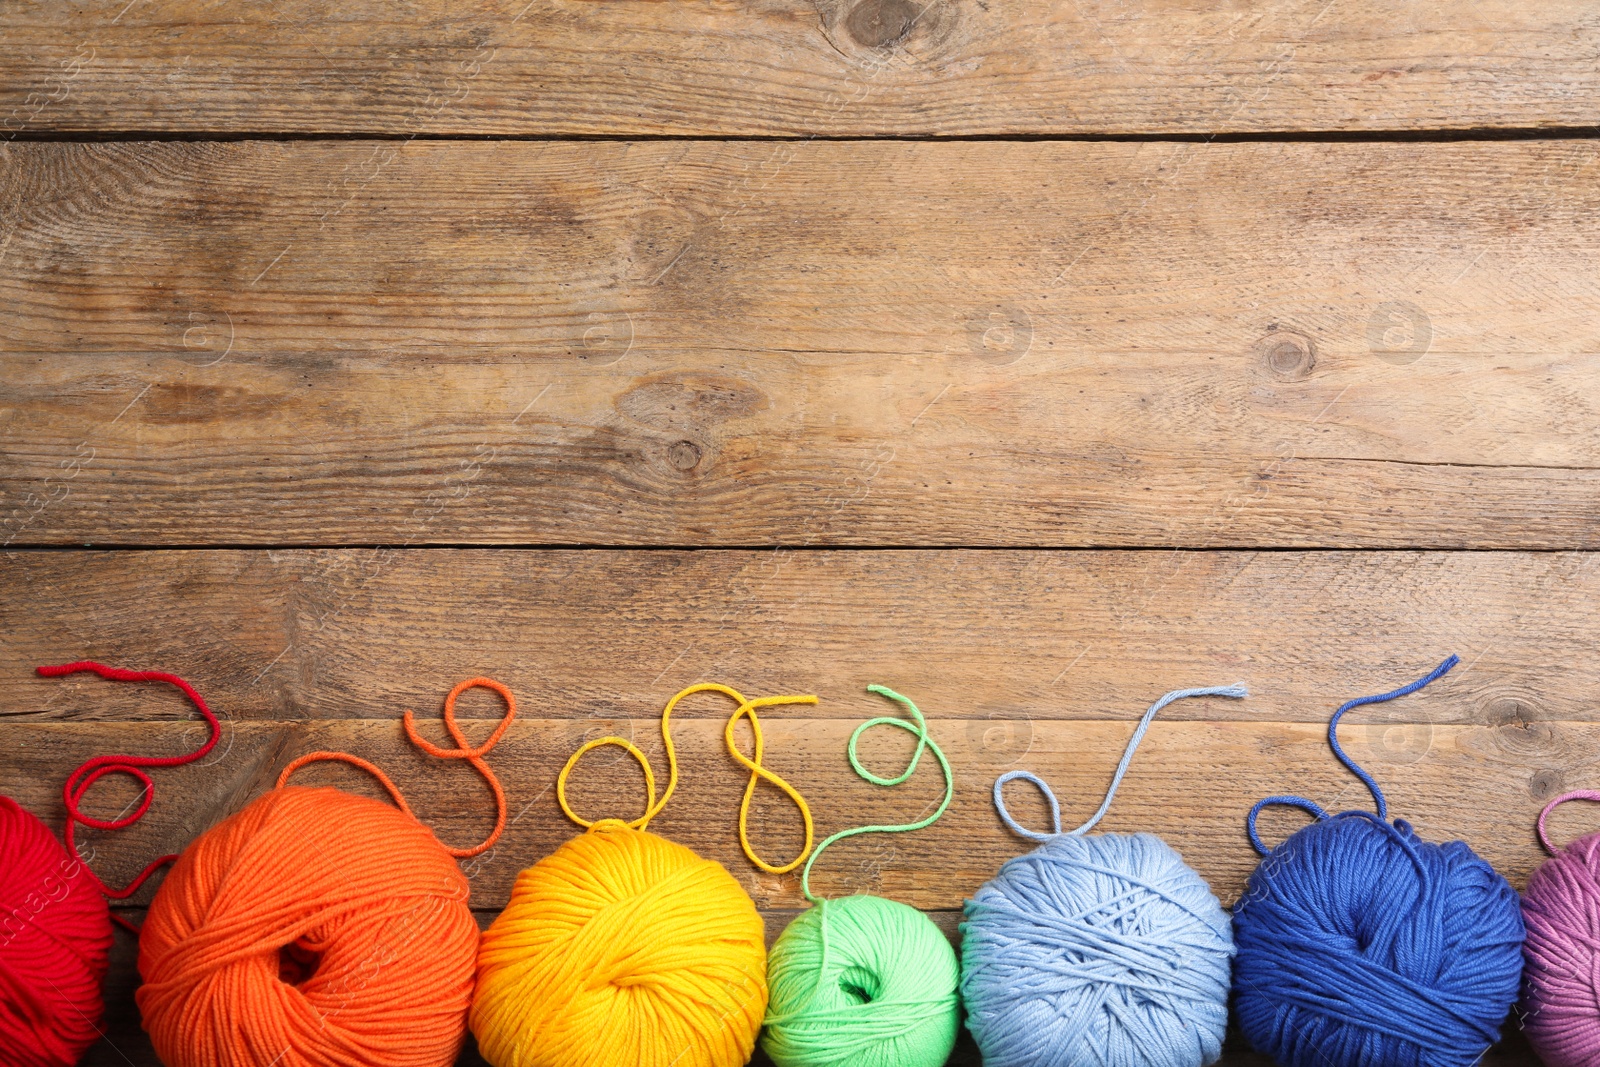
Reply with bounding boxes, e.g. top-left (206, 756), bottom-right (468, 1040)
top-left (471, 821), bottom-right (768, 1067)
